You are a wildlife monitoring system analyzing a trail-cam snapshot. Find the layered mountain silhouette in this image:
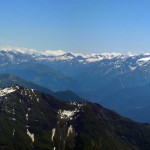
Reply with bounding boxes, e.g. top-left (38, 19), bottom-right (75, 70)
top-left (1, 49), bottom-right (150, 122)
top-left (0, 74), bottom-right (84, 102)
